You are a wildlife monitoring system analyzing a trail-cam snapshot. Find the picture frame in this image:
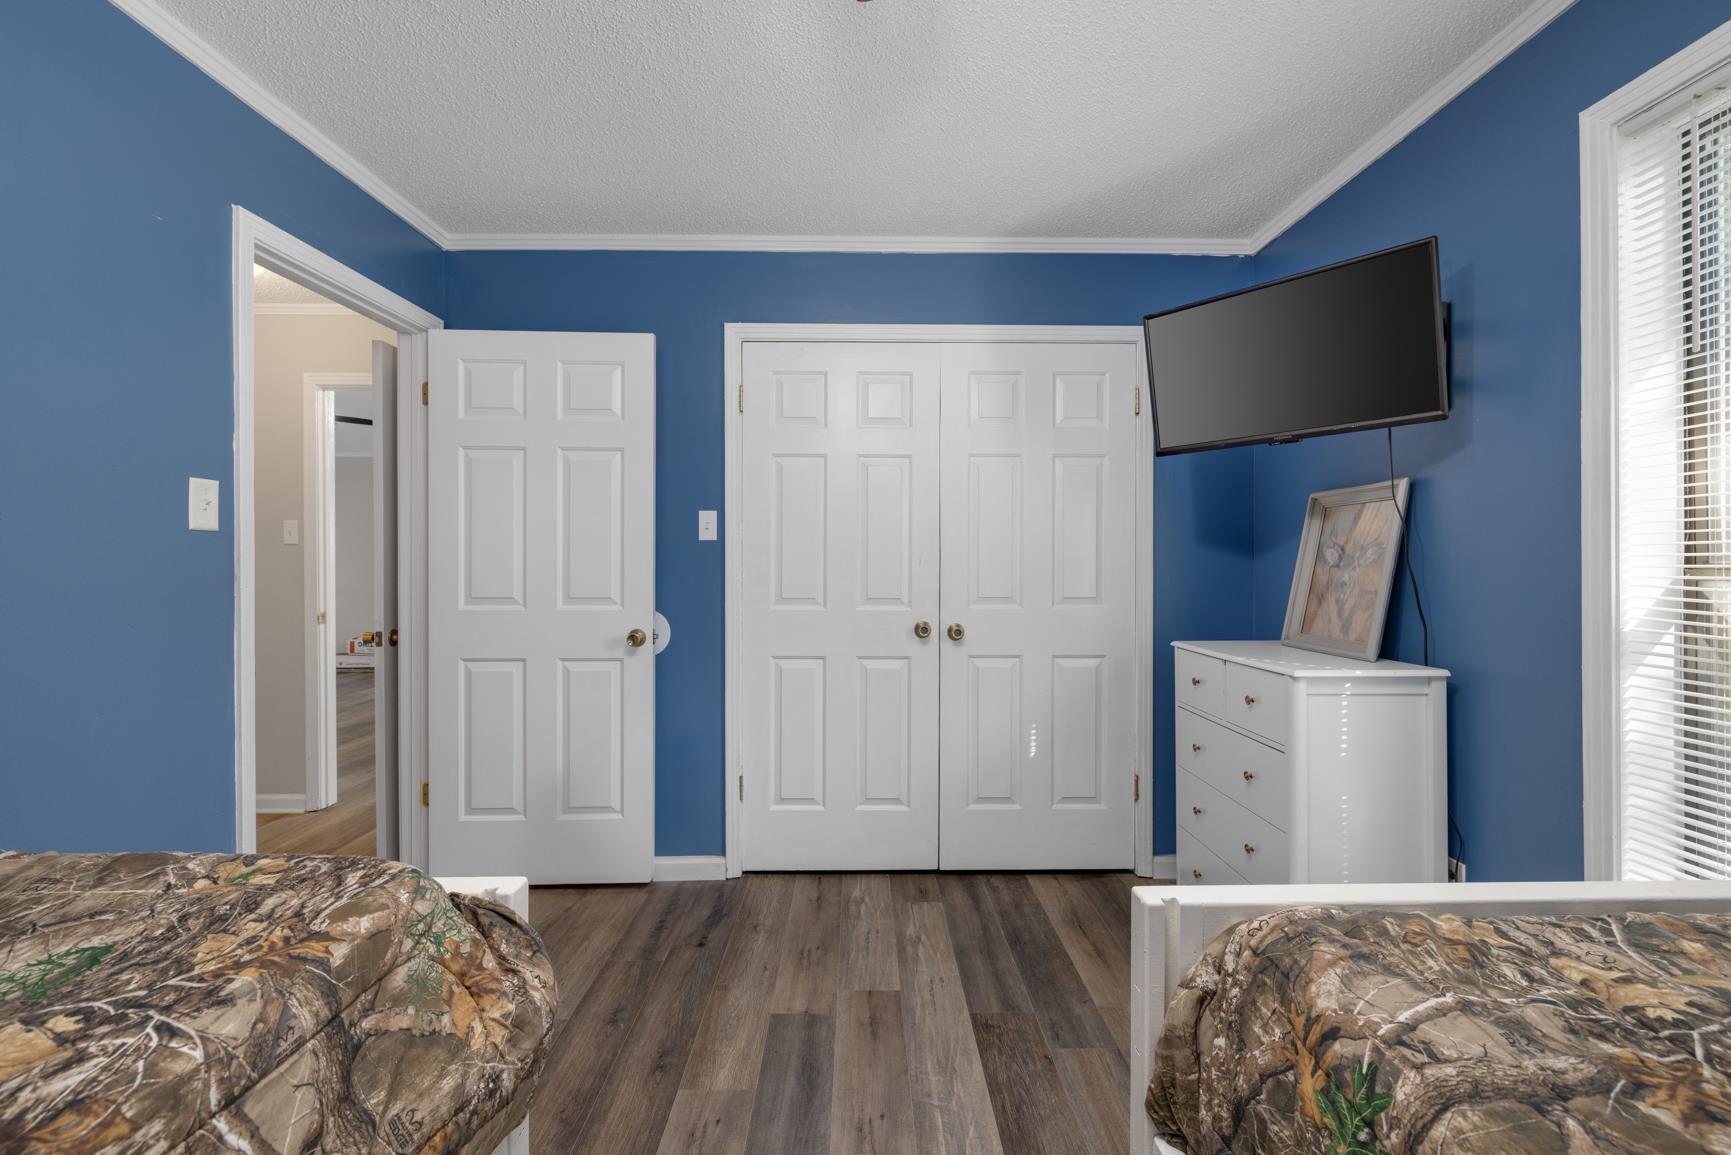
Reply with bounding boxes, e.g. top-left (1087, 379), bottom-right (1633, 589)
top-left (1281, 478), bottom-right (1411, 661)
